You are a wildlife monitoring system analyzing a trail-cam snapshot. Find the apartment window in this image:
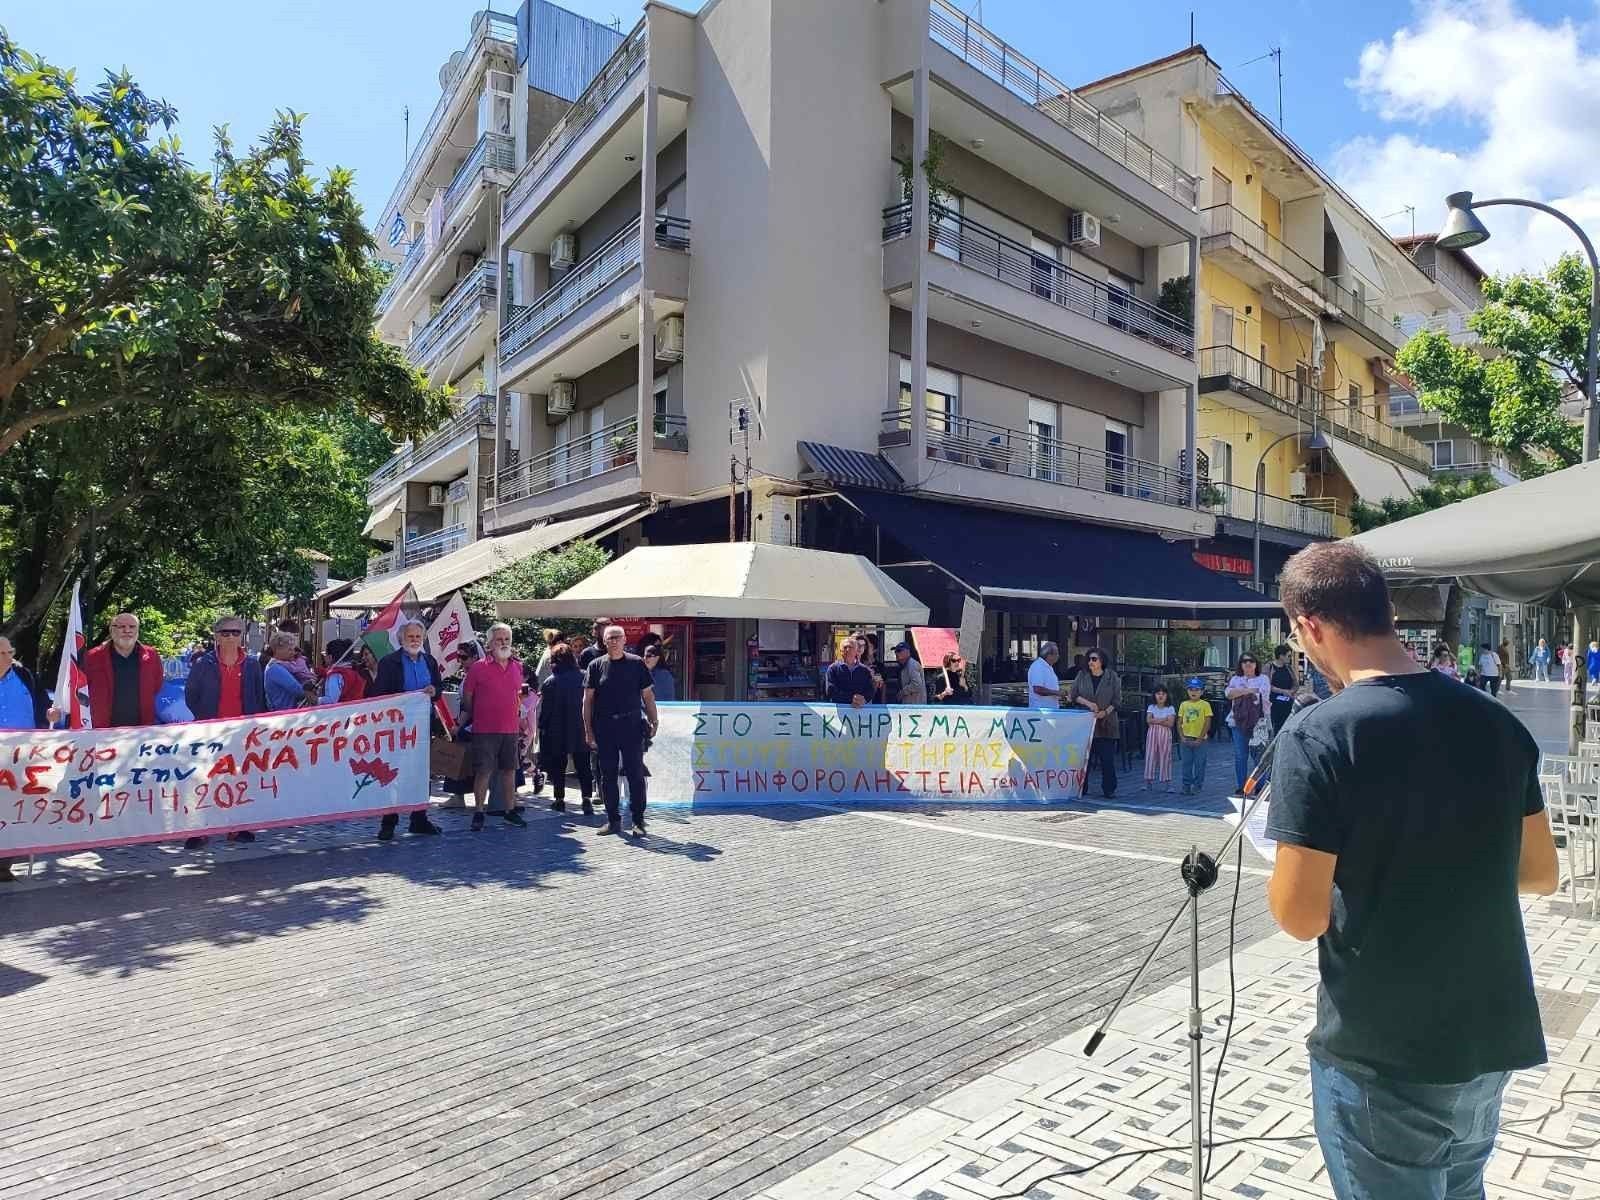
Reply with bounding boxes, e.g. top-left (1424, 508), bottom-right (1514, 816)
top-left (897, 358), bottom-right (961, 437)
top-left (1029, 236), bottom-right (1059, 301)
top-left (1211, 306), bottom-right (1234, 351)
top-left (1028, 397), bottom-right (1059, 482)
top-left (1210, 438), bottom-right (1234, 489)
top-left (1105, 419), bottom-right (1131, 496)
top-left (1107, 272), bottom-right (1136, 332)
top-left (1212, 169), bottom-right (1232, 208)
top-left (653, 374), bottom-right (670, 435)
top-left (1429, 440), bottom-right (1455, 467)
